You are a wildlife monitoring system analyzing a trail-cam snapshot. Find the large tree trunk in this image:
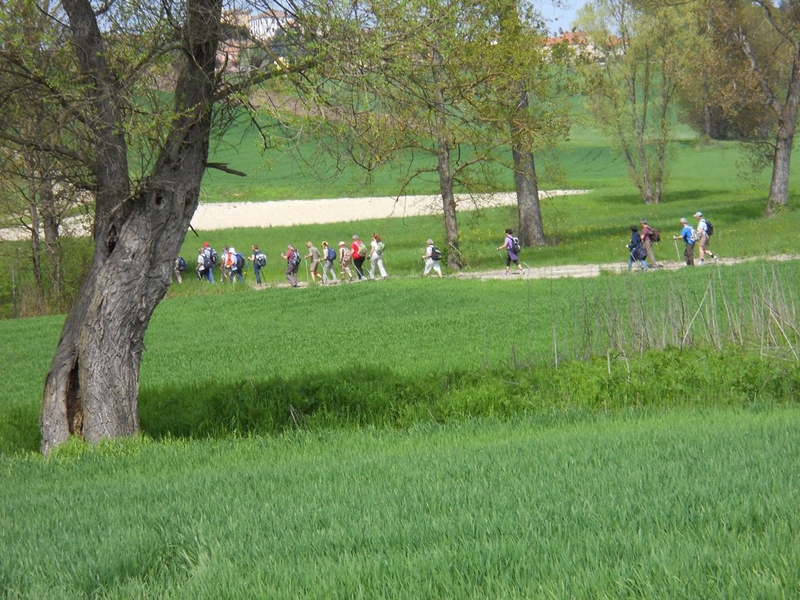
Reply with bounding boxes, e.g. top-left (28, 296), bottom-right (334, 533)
top-left (767, 51), bottom-right (800, 214)
top-left (40, 0), bottom-right (221, 454)
top-left (513, 146), bottom-right (545, 247)
top-left (436, 136), bottom-right (462, 270)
